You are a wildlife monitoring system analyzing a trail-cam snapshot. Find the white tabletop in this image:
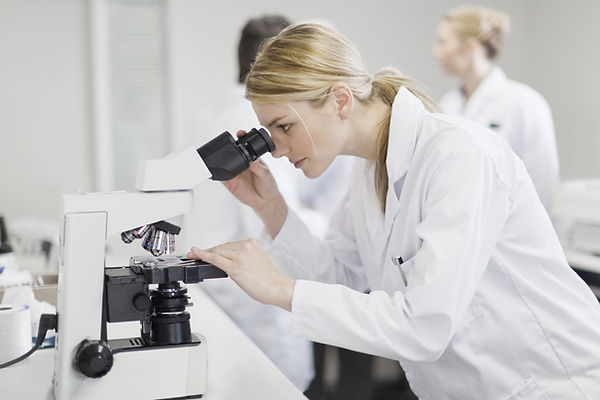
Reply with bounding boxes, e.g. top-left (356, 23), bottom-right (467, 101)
top-left (0, 285), bottom-right (307, 399)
